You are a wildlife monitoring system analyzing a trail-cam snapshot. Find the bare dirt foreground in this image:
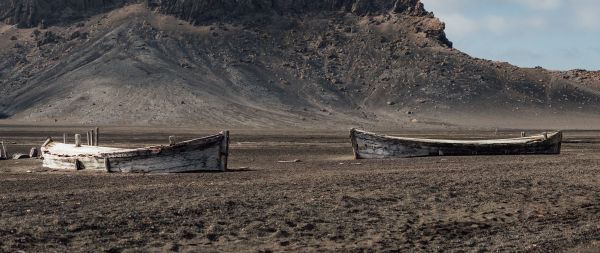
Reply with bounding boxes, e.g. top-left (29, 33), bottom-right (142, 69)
top-left (1, 126), bottom-right (600, 252)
